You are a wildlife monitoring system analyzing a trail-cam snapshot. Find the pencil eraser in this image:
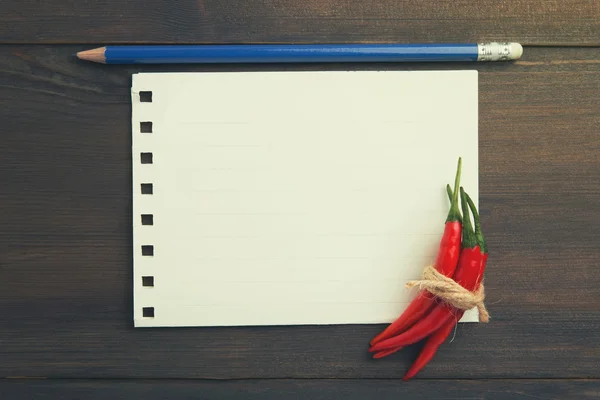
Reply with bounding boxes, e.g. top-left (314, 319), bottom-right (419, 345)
top-left (510, 43), bottom-right (523, 60)
top-left (477, 42), bottom-right (523, 61)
